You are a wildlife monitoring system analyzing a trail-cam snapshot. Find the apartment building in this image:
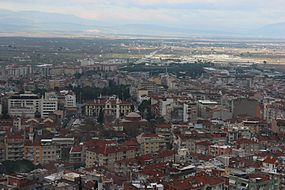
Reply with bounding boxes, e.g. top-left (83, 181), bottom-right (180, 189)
top-left (8, 93), bottom-right (59, 118)
top-left (232, 98), bottom-right (261, 118)
top-left (24, 139), bottom-right (60, 164)
top-left (8, 94), bottom-right (41, 118)
top-left (24, 142), bottom-right (42, 164)
top-left (229, 173), bottom-right (277, 190)
top-left (197, 100), bottom-right (218, 119)
top-left (208, 144), bottom-right (232, 157)
top-left (4, 134), bottom-right (24, 161)
top-left (136, 133), bottom-right (166, 155)
top-left (155, 123), bottom-right (173, 147)
top-left (41, 92), bottom-right (58, 118)
top-left (69, 146), bottom-right (83, 163)
top-left (41, 139), bottom-right (60, 164)
top-left (85, 142), bottom-right (137, 168)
